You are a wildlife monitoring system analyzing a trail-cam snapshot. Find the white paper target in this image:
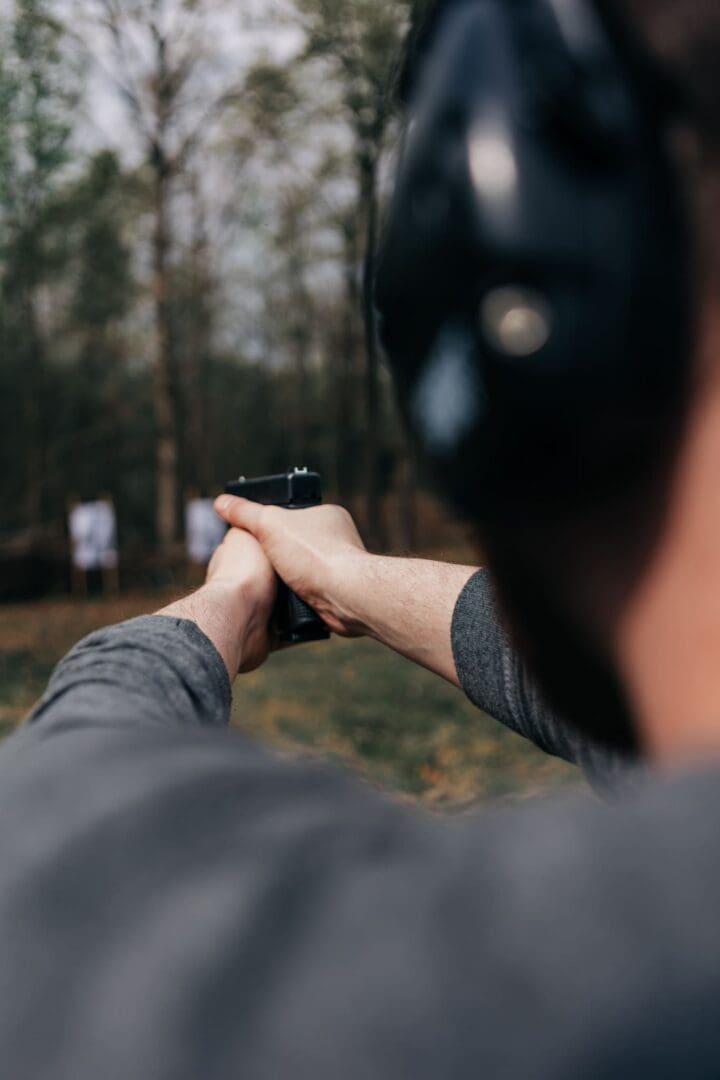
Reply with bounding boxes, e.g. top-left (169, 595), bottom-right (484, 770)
top-left (185, 499), bottom-right (226, 564)
top-left (69, 502), bottom-right (119, 571)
